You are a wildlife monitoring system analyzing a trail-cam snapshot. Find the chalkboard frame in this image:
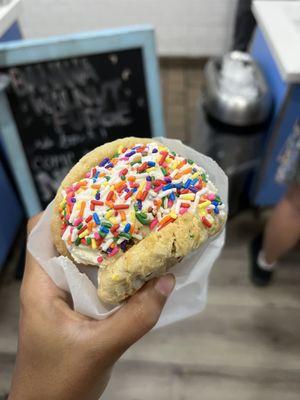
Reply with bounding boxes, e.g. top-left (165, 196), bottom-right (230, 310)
top-left (0, 25), bottom-right (165, 217)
